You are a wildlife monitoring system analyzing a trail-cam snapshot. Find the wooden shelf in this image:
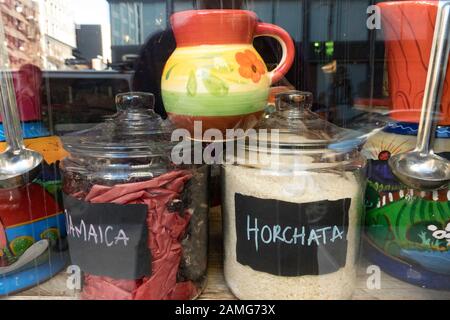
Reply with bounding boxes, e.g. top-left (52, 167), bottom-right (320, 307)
top-left (4, 207), bottom-right (450, 300)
